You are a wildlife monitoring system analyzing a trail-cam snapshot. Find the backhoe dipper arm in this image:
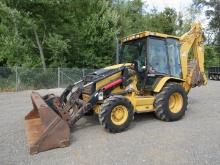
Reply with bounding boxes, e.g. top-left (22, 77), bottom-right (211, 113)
top-left (179, 22), bottom-right (207, 92)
